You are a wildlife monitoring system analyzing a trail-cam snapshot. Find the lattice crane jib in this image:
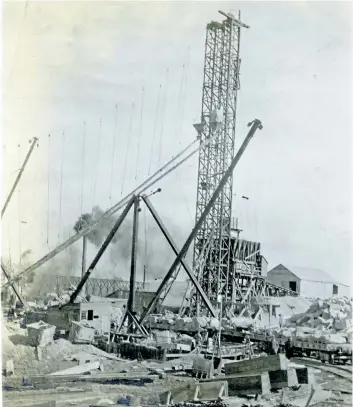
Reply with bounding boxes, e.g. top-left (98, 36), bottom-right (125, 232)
top-left (193, 11), bottom-right (248, 308)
